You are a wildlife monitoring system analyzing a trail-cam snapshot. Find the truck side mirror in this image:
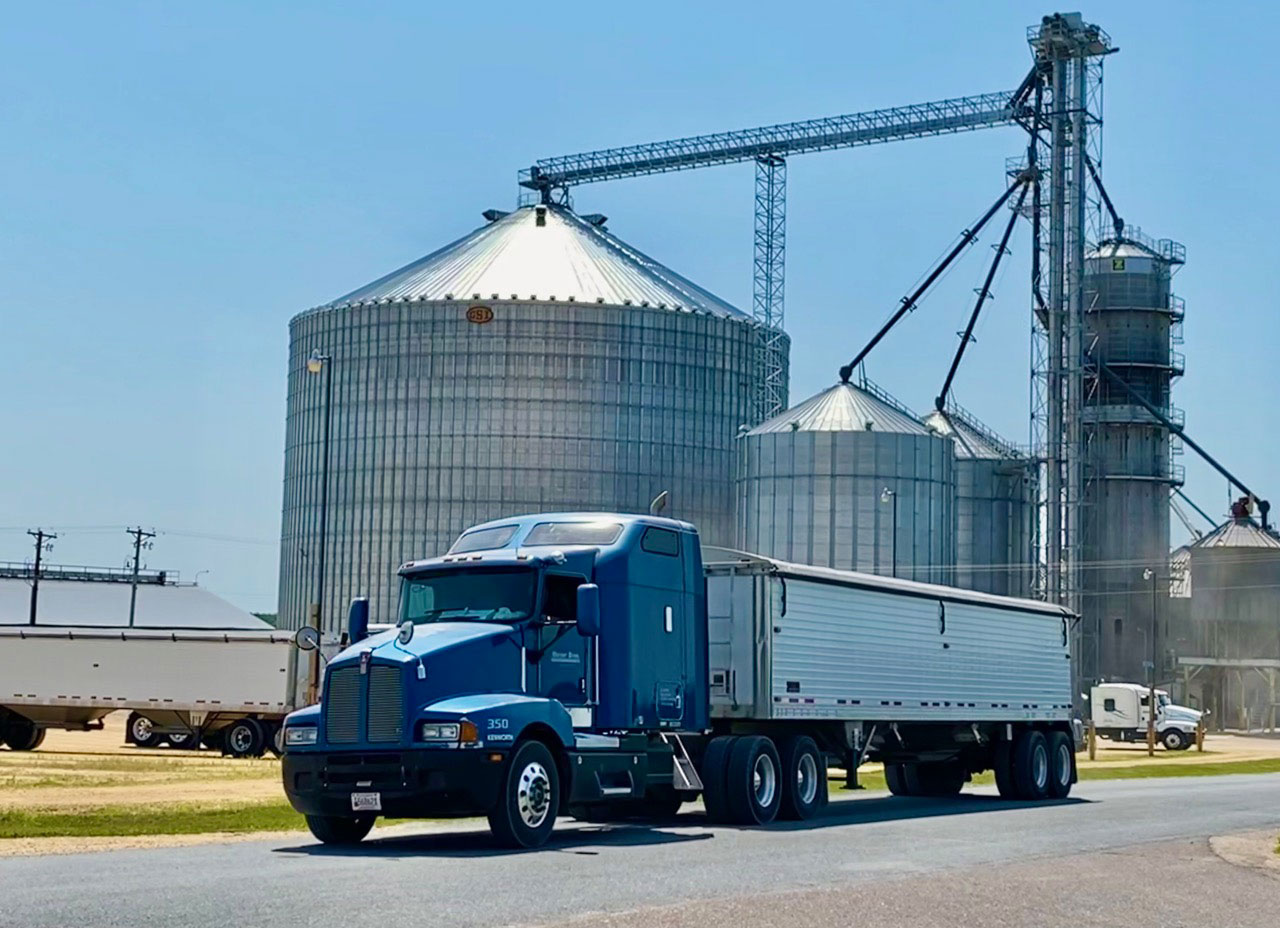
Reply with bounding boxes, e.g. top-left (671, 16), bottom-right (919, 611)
top-left (348, 597), bottom-right (370, 643)
top-left (577, 584), bottom-right (601, 638)
top-left (294, 625), bottom-right (320, 651)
